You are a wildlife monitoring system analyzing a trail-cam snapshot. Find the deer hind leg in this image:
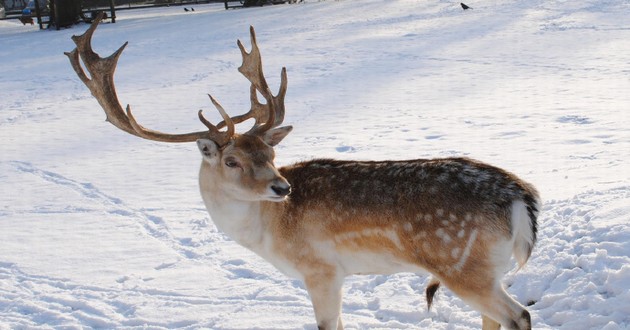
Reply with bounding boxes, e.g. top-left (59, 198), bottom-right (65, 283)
top-left (482, 315), bottom-right (501, 330)
top-left (304, 273), bottom-right (344, 330)
top-left (450, 281), bottom-right (531, 330)
top-left (423, 277), bottom-right (525, 329)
